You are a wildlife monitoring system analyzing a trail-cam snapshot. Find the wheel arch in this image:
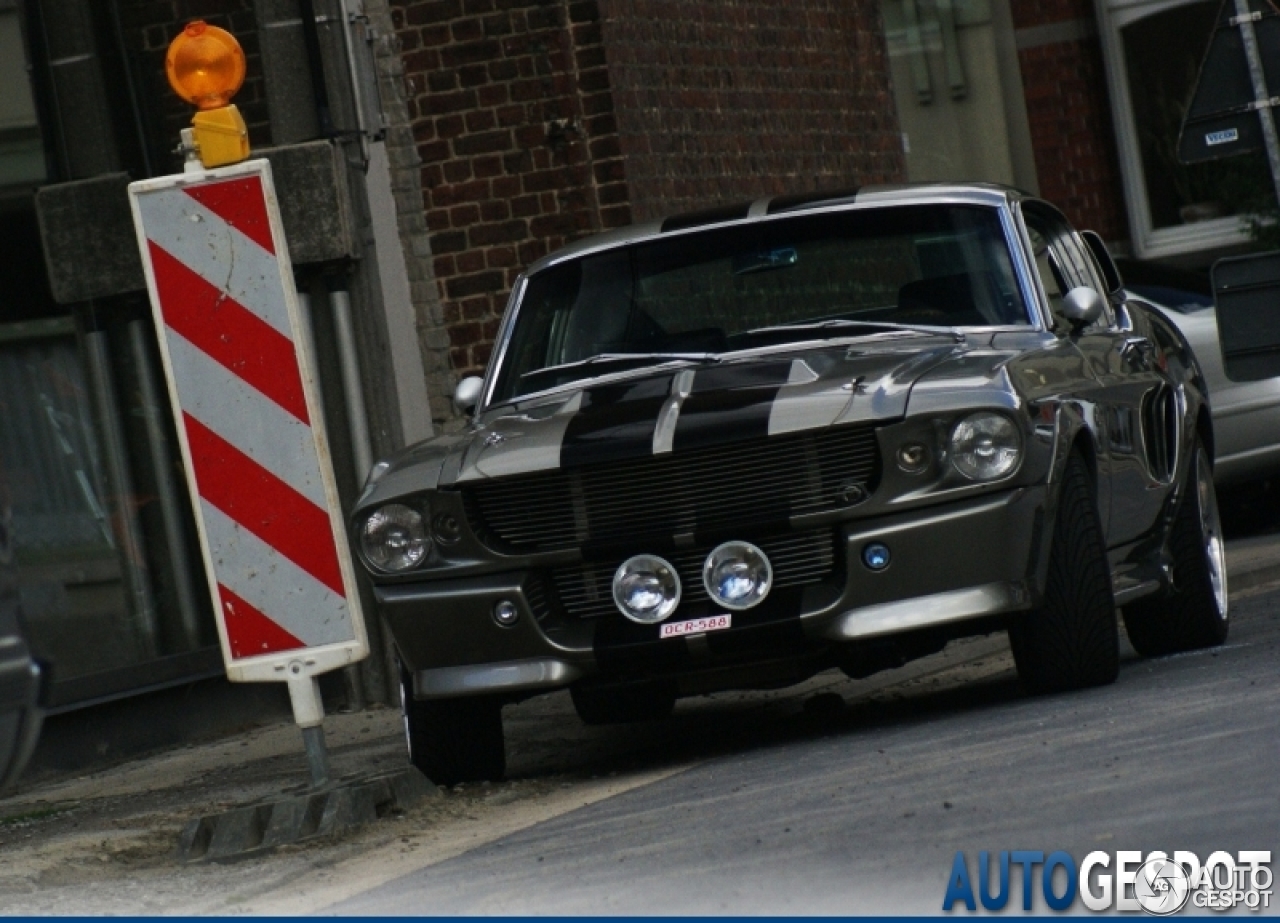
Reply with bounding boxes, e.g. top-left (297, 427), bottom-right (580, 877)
top-left (1196, 403), bottom-right (1214, 468)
